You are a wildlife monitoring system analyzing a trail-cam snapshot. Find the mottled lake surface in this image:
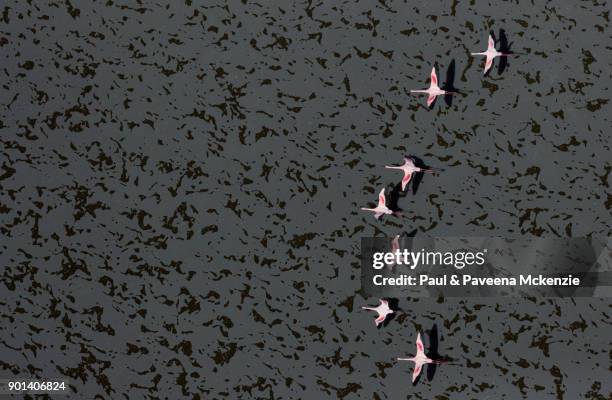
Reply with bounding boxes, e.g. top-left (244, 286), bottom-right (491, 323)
top-left (0, 1), bottom-right (611, 399)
